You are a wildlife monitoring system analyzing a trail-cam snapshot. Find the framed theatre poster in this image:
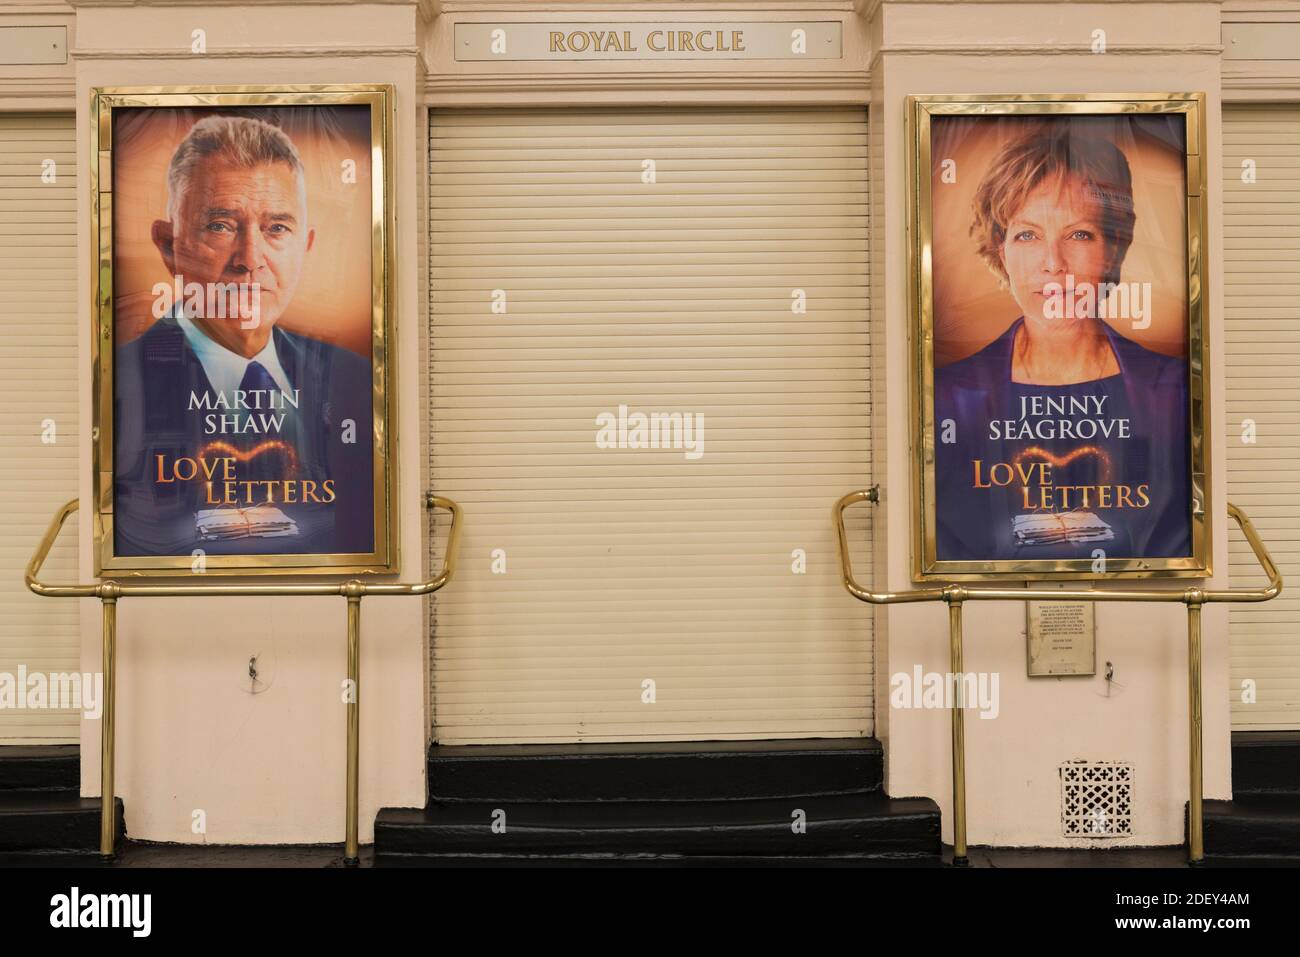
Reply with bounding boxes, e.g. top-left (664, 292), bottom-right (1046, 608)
top-left (91, 86), bottom-right (396, 575)
top-left (907, 93), bottom-right (1210, 581)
